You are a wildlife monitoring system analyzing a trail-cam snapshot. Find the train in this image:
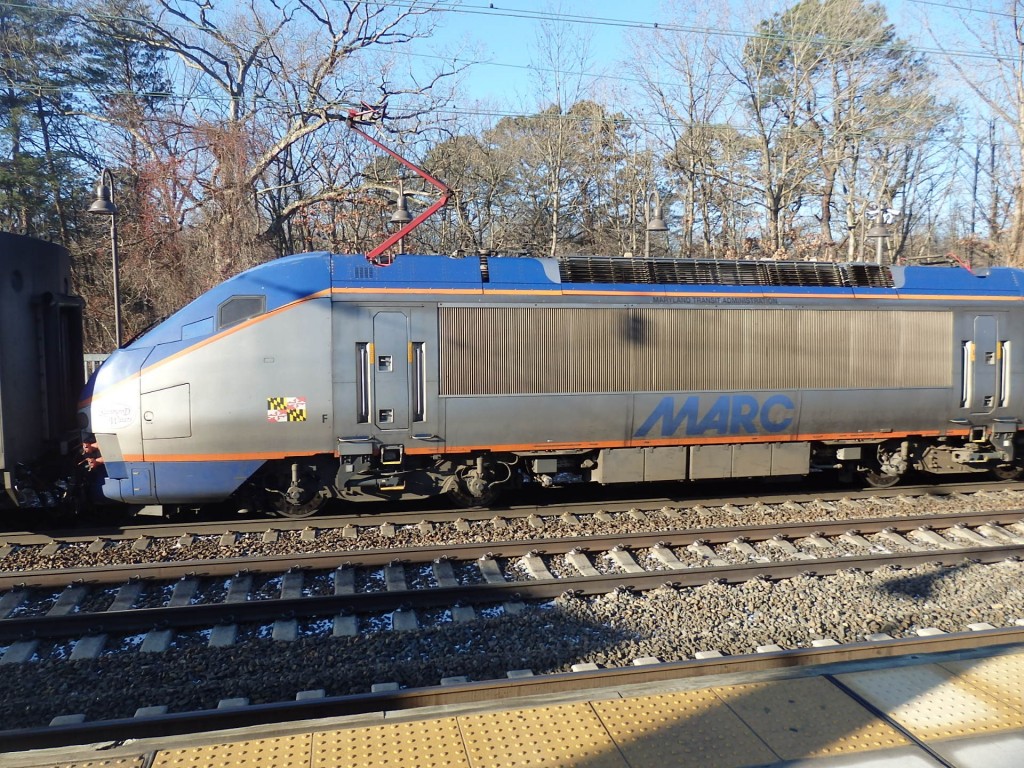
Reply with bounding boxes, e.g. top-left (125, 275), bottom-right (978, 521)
top-left (78, 249), bottom-right (1024, 517)
top-left (0, 233), bottom-right (84, 510)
